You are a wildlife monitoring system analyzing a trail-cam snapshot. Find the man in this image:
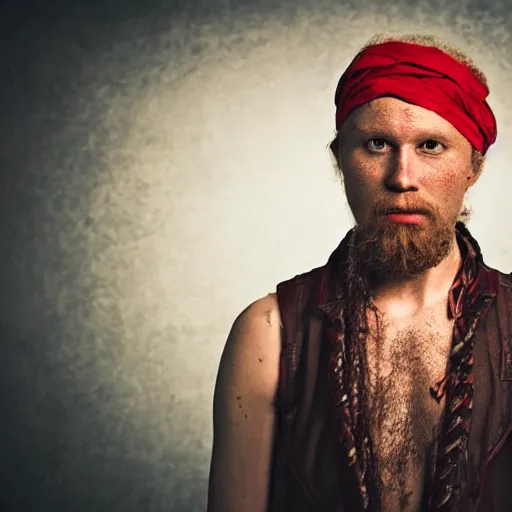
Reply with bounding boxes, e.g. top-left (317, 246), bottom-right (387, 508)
top-left (207, 33), bottom-right (512, 511)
